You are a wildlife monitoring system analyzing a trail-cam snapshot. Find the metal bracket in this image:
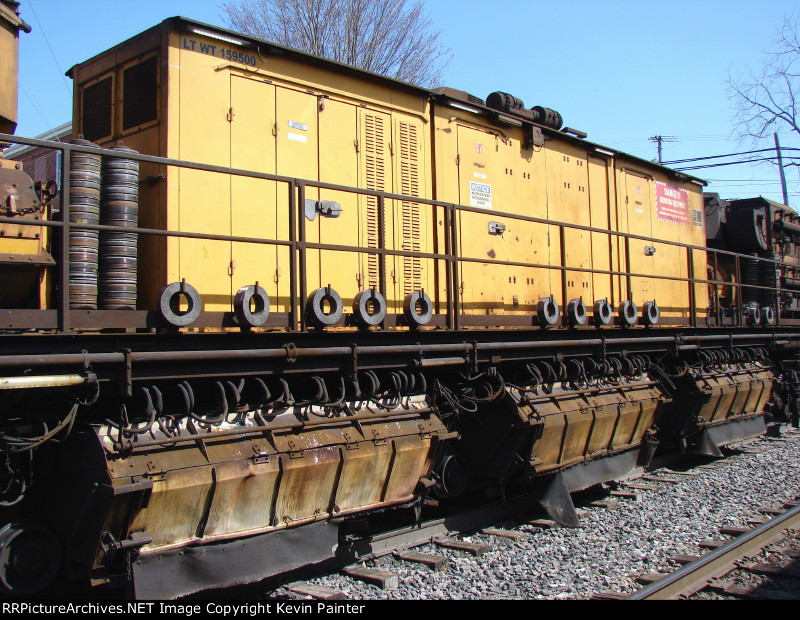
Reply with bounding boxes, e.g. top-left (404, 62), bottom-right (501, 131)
top-left (121, 348), bottom-right (132, 398)
top-left (304, 199), bottom-right (342, 221)
top-left (469, 340), bottom-right (479, 373)
top-left (488, 221), bottom-right (506, 235)
top-left (347, 343), bottom-right (359, 378)
top-left (284, 343), bottom-right (297, 364)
